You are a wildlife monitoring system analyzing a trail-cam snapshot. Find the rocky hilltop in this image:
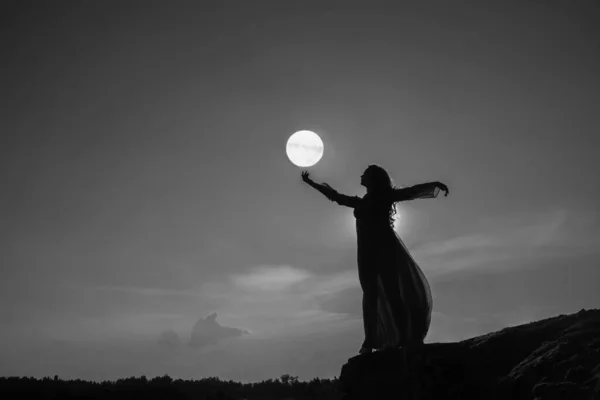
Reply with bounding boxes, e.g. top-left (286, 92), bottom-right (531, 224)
top-left (339, 309), bottom-right (600, 400)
